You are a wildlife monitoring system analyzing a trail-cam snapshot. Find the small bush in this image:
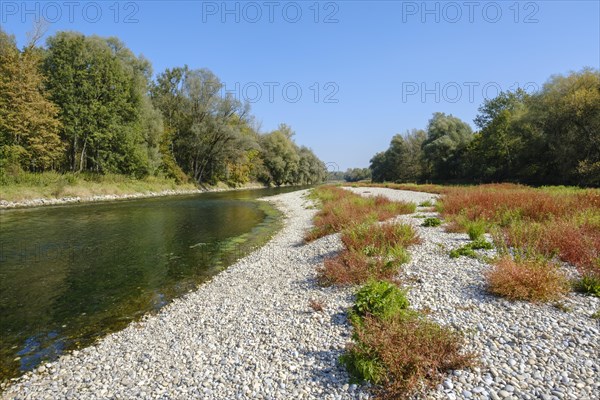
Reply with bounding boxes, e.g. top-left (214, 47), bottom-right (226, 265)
top-left (351, 280), bottom-right (410, 323)
top-left (449, 245), bottom-right (476, 259)
top-left (486, 256), bottom-right (570, 302)
top-left (467, 220), bottom-right (486, 240)
top-left (591, 309), bottom-right (600, 319)
top-left (341, 313), bottom-right (474, 398)
top-left (470, 238), bottom-right (494, 250)
top-left (422, 217), bottom-right (442, 227)
top-left (419, 200), bottom-right (433, 207)
top-left (342, 223), bottom-right (420, 256)
top-left (450, 238), bottom-right (493, 258)
top-left (575, 275), bottom-right (600, 297)
top-left (318, 249), bottom-right (409, 286)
